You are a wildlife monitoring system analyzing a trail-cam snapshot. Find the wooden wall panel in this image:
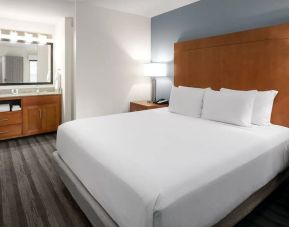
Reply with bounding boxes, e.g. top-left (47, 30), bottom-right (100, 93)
top-left (174, 23), bottom-right (289, 127)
